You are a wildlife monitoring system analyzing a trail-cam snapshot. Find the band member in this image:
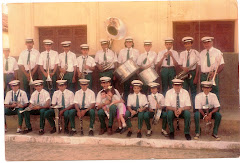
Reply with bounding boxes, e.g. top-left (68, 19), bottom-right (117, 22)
top-left (58, 41), bottom-right (77, 92)
top-left (3, 48), bottom-right (19, 97)
top-left (156, 38), bottom-right (179, 95)
top-left (125, 80), bottom-right (148, 138)
top-left (144, 82), bottom-right (168, 137)
top-left (74, 79), bottom-right (96, 136)
top-left (137, 40), bottom-right (157, 94)
top-left (23, 80), bottom-right (50, 135)
top-left (4, 80), bottom-right (28, 133)
top-left (76, 44), bottom-right (96, 89)
top-left (199, 37), bottom-right (225, 99)
top-left (95, 39), bottom-right (118, 81)
top-left (18, 38), bottom-right (40, 99)
top-left (96, 76), bottom-right (122, 135)
top-left (194, 81), bottom-right (221, 141)
top-left (118, 36), bottom-right (139, 102)
top-left (38, 39), bottom-right (59, 94)
top-left (179, 37), bottom-right (200, 110)
top-left (165, 79), bottom-right (191, 140)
